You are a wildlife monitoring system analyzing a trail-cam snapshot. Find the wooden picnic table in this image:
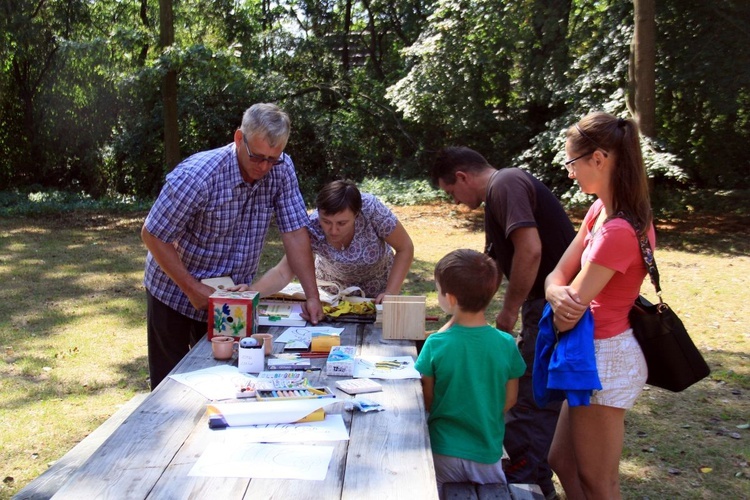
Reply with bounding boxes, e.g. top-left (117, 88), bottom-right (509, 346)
top-left (19, 321), bottom-right (439, 500)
